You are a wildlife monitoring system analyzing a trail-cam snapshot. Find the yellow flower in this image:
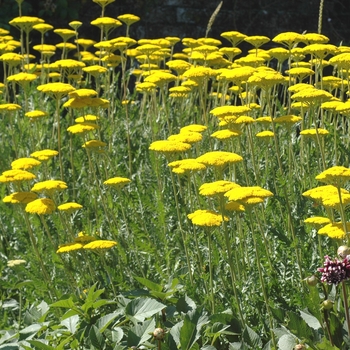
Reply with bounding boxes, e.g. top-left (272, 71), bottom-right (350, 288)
top-left (69, 89), bottom-right (98, 99)
top-left (50, 59), bottom-right (85, 70)
top-left (210, 105), bottom-right (251, 118)
top-left (329, 53), bottom-right (350, 70)
top-left (199, 180), bottom-right (240, 196)
top-left (144, 72), bottom-right (177, 86)
top-left (30, 149), bottom-right (58, 161)
top-left (304, 216), bottom-right (331, 225)
top-left (149, 140), bottom-right (191, 153)
top-left (67, 123), bottom-right (99, 134)
top-left (302, 33), bottom-right (329, 44)
top-left (218, 66), bottom-right (256, 83)
top-left (25, 198), bottom-right (56, 215)
top-left (56, 242), bottom-right (84, 254)
top-left (75, 38), bottom-right (97, 50)
top-left (182, 66), bottom-right (216, 81)
top-left (273, 115), bottom-right (302, 124)
top-left (69, 21), bottom-right (82, 31)
top-left (321, 193), bottom-right (350, 208)
top-left (244, 35), bottom-right (270, 48)
top-left (82, 140), bottom-right (107, 149)
top-left (167, 159), bottom-right (206, 174)
top-left (0, 103), bottom-right (21, 111)
top-left (32, 44), bottom-right (56, 52)
top-left (37, 82), bottom-right (75, 97)
top-left (103, 177), bottom-right (131, 189)
top-left (57, 202), bottom-right (83, 214)
top-left (272, 31), bottom-right (304, 49)
top-left (225, 186), bottom-right (273, 203)
top-left (117, 14), bottom-right (140, 26)
top-left (7, 72), bottom-right (37, 84)
top-left (225, 201), bottom-right (245, 212)
top-left (168, 132), bottom-right (202, 144)
top-left (211, 129), bottom-right (242, 140)
top-left (220, 31), bottom-right (247, 46)
top-left (136, 82), bottom-right (157, 93)
top-left (92, 0), bottom-right (116, 7)
top-left (268, 47), bottom-right (290, 62)
top-left (188, 209), bottom-right (228, 227)
top-left (256, 130), bottom-right (274, 138)
top-left (3, 192), bottom-right (38, 204)
top-left (316, 166), bottom-right (350, 186)
top-left (300, 128), bottom-right (329, 137)
top-left (9, 16), bottom-right (44, 32)
top-left (302, 185), bottom-right (348, 201)
top-left (25, 110), bottom-right (48, 119)
top-left (291, 87), bottom-right (333, 103)
top-left (53, 28), bottom-right (76, 42)
top-left (11, 158), bottom-right (41, 170)
top-left (31, 180), bottom-right (68, 195)
top-left (318, 222), bottom-right (350, 239)
top-left (196, 151), bottom-right (243, 167)
top-left (82, 65), bottom-right (108, 75)
top-left (0, 169), bottom-right (36, 183)
top-left (83, 240), bottom-right (117, 250)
